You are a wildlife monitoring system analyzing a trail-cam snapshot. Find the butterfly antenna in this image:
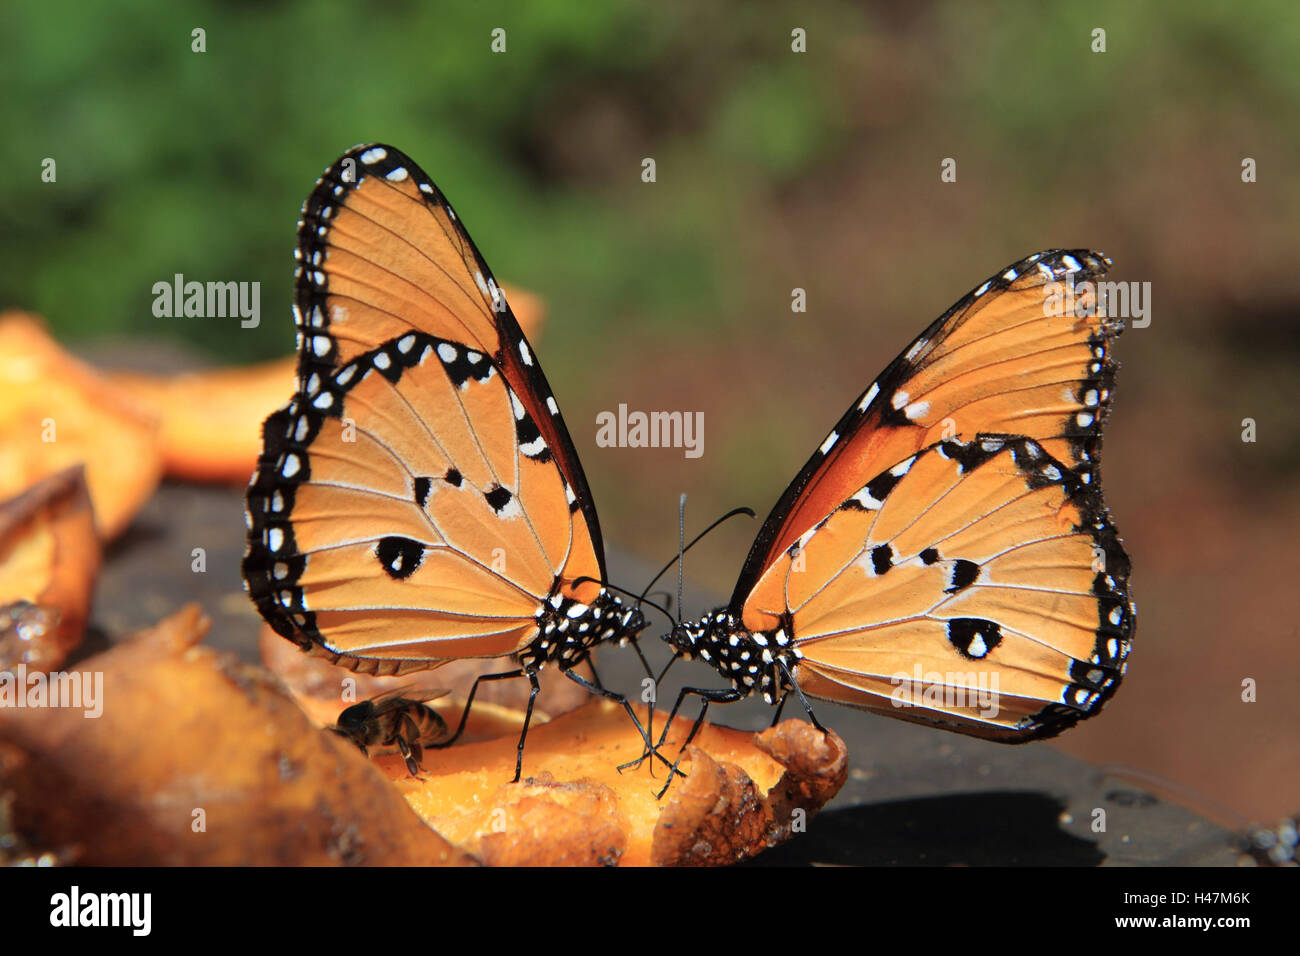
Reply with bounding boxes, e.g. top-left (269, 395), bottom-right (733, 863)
top-left (676, 494), bottom-right (687, 632)
top-left (635, 504), bottom-right (757, 606)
